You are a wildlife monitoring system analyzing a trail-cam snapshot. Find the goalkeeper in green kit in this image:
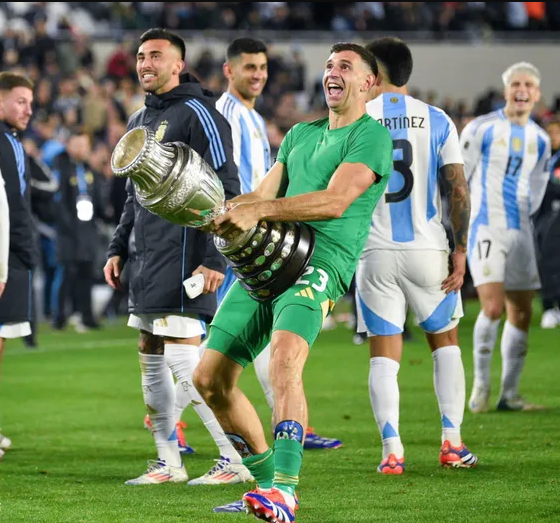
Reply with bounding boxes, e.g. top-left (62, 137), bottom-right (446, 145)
top-left (193, 42), bottom-right (393, 522)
